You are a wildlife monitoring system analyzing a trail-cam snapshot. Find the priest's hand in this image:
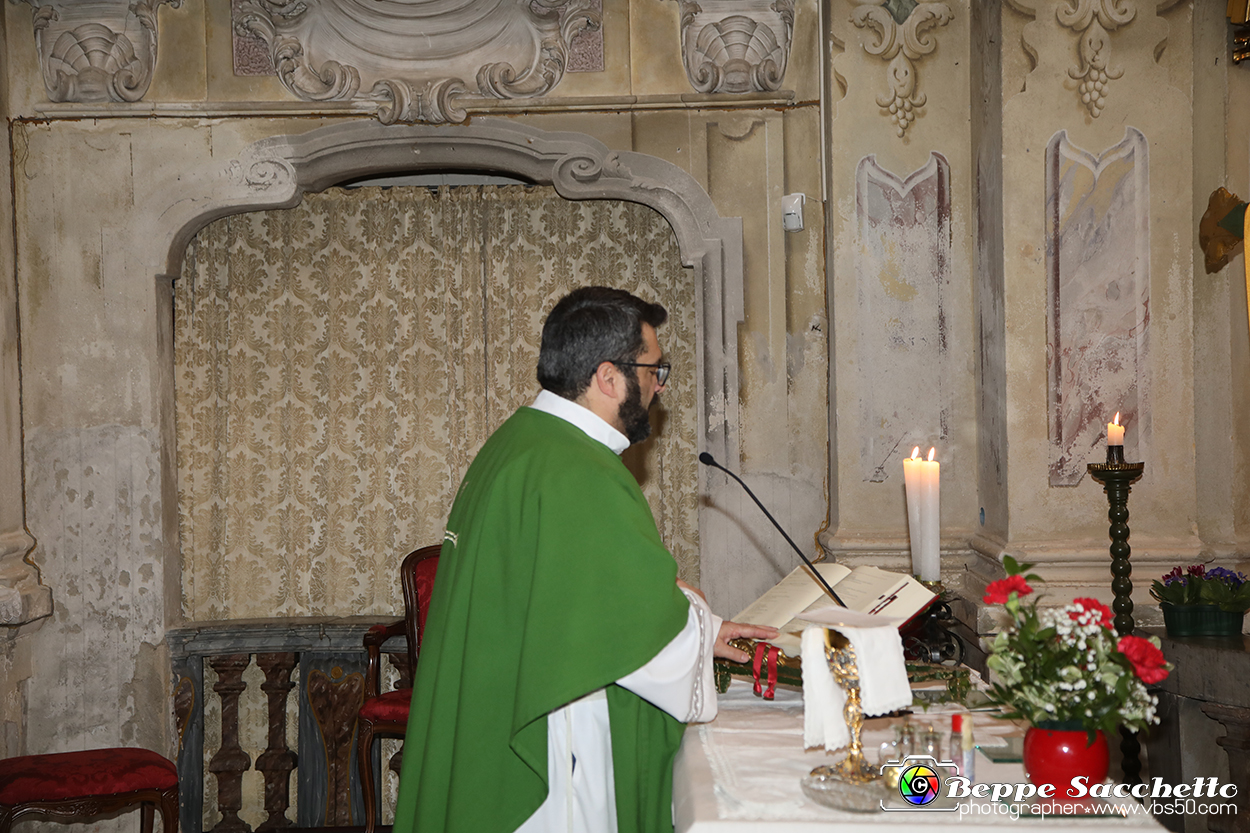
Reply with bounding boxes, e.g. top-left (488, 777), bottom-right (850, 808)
top-left (713, 620), bottom-right (780, 663)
